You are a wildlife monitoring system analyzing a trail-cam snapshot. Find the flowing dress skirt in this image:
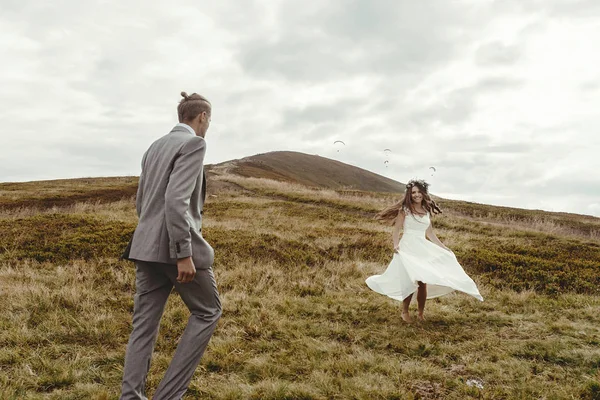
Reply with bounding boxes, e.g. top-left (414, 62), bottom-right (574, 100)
top-left (366, 229), bottom-right (483, 301)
